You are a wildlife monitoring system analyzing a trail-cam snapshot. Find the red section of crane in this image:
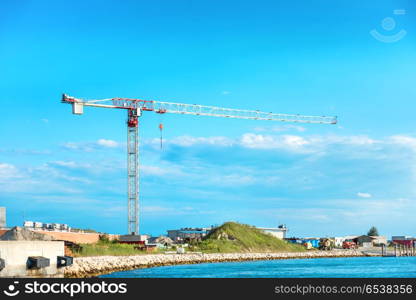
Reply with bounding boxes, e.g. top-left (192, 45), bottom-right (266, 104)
top-left (127, 109), bottom-right (139, 128)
